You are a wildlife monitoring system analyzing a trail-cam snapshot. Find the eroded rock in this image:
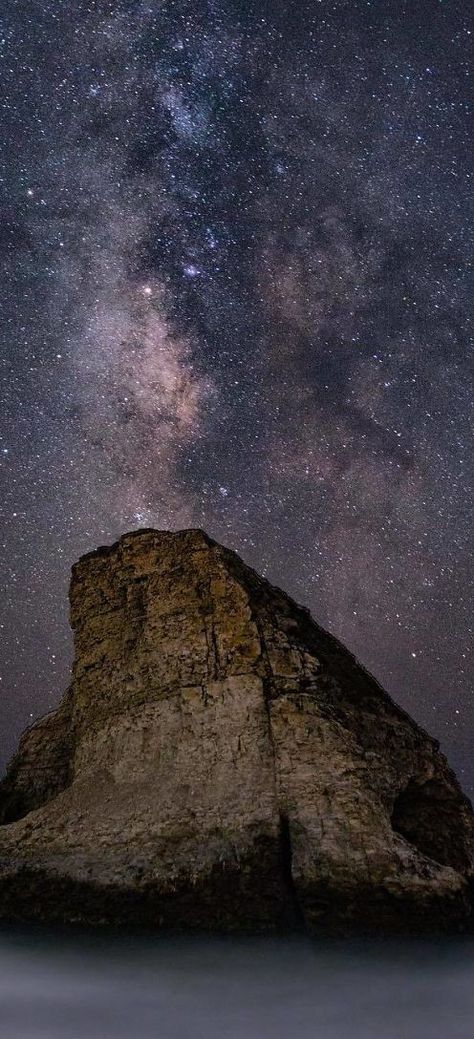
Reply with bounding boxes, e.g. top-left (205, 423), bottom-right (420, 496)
top-left (0, 528), bottom-right (472, 932)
